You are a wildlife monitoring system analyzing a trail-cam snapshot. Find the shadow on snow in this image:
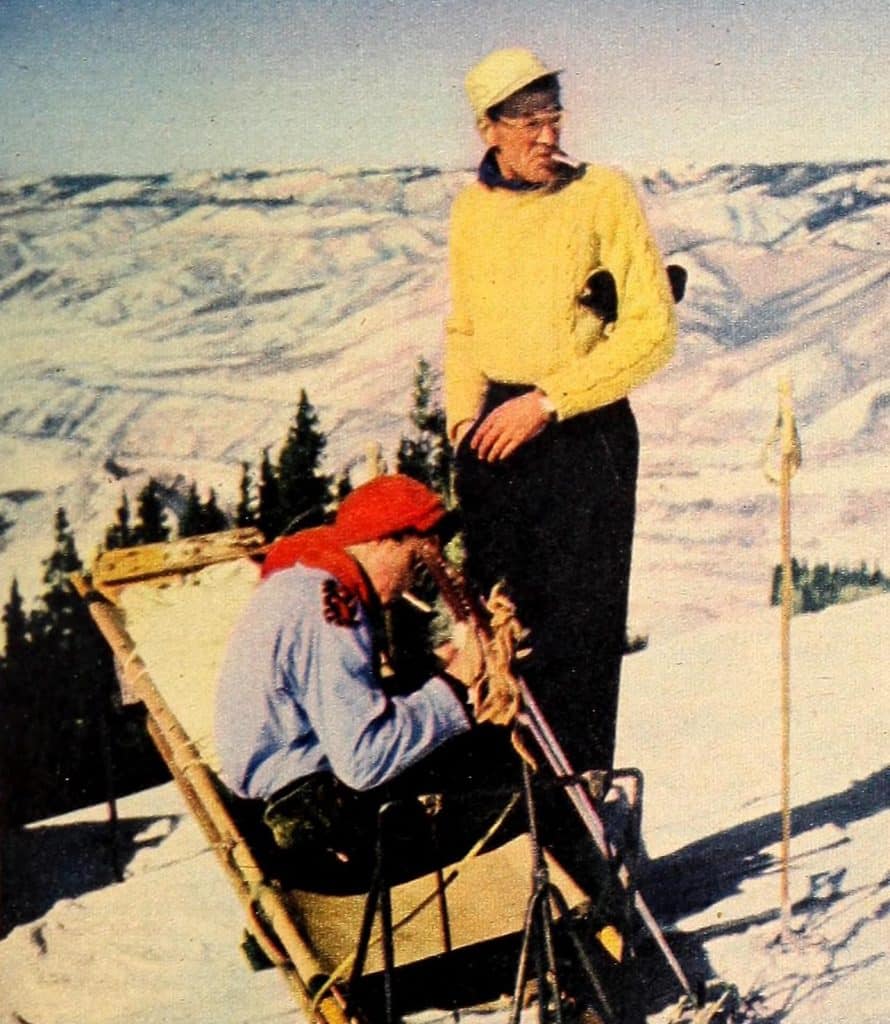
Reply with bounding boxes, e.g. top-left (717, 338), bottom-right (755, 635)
top-left (1, 813), bottom-right (180, 938)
